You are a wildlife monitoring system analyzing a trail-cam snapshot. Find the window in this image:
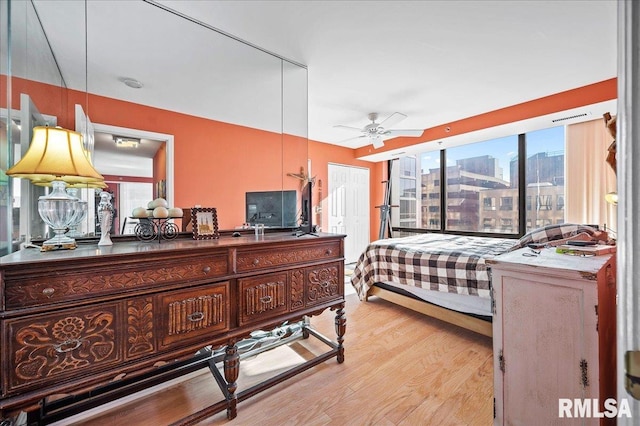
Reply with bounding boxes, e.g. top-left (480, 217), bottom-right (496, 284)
top-left (445, 136), bottom-right (518, 233)
top-left (526, 126), bottom-right (565, 231)
top-left (400, 157), bottom-right (416, 178)
top-left (399, 199), bottom-right (416, 227)
top-left (500, 197), bottom-right (513, 211)
top-left (392, 125), bottom-right (567, 237)
top-left (399, 178), bottom-right (416, 198)
top-left (501, 218), bottom-right (513, 232)
top-left (536, 195), bottom-right (552, 210)
top-left (483, 197), bottom-right (496, 210)
top-left (418, 153), bottom-right (440, 230)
